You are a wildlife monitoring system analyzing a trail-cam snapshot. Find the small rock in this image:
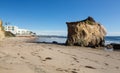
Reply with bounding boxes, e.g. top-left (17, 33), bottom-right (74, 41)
top-left (52, 41), bottom-right (58, 44)
top-left (106, 44), bottom-right (113, 49)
